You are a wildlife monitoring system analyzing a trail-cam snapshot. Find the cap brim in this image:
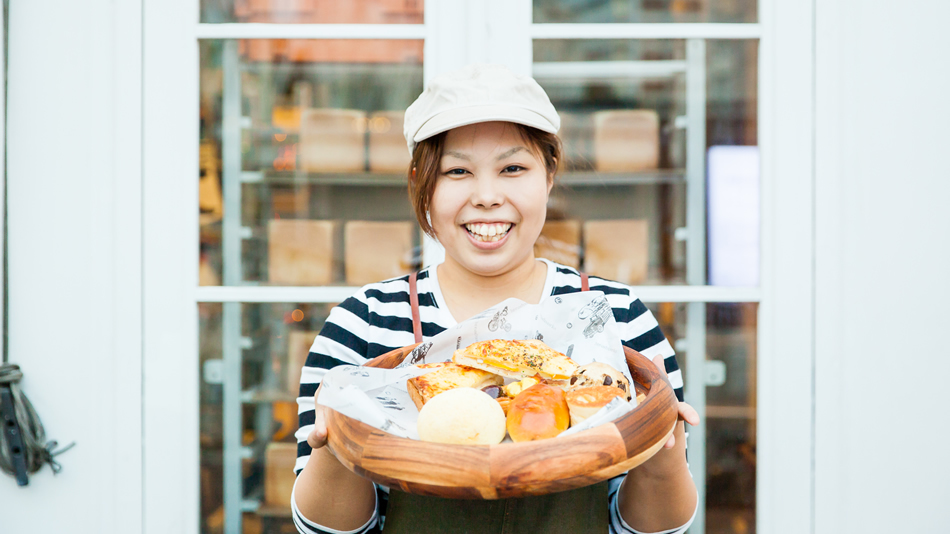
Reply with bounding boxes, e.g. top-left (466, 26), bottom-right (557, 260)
top-left (412, 104), bottom-right (559, 144)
